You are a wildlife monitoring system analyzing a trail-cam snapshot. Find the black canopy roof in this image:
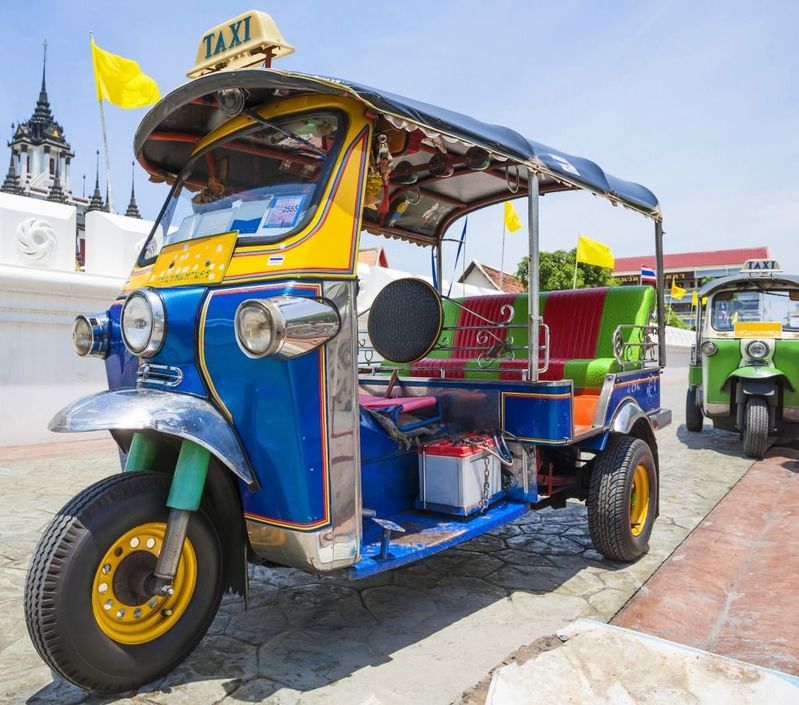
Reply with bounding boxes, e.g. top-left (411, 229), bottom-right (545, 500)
top-left (135, 69), bottom-right (661, 245)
